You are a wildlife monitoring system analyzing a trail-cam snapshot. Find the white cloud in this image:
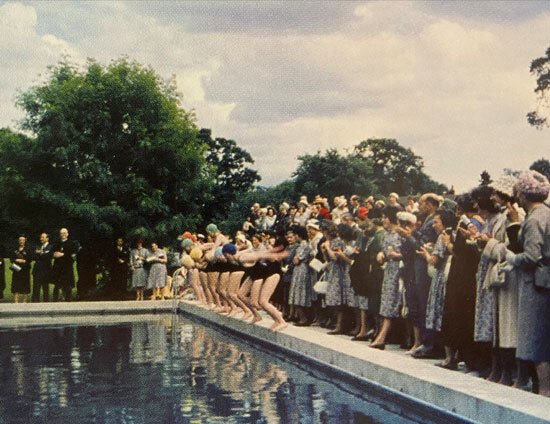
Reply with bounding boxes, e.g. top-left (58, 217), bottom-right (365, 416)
top-left (1, 1), bottom-right (549, 193)
top-left (0, 2), bottom-right (80, 127)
